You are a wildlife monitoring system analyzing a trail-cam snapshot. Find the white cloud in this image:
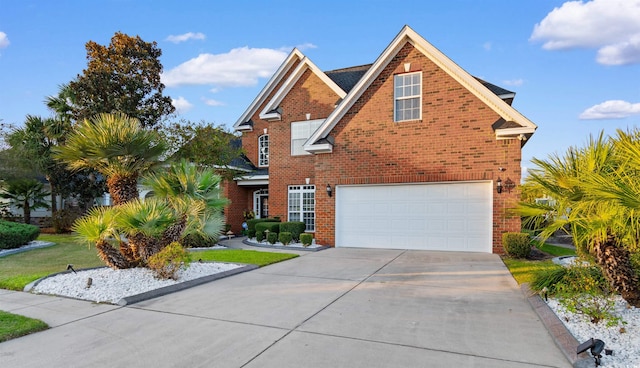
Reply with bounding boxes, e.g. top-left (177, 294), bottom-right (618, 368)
top-left (162, 46), bottom-right (288, 88)
top-left (165, 32), bottom-right (206, 44)
top-left (530, 0), bottom-right (640, 65)
top-left (171, 96), bottom-right (193, 113)
top-left (202, 98), bottom-right (225, 106)
top-left (579, 100), bottom-right (640, 119)
top-left (295, 42), bottom-right (317, 51)
top-left (0, 32), bottom-right (10, 48)
top-left (502, 79), bottom-right (524, 87)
